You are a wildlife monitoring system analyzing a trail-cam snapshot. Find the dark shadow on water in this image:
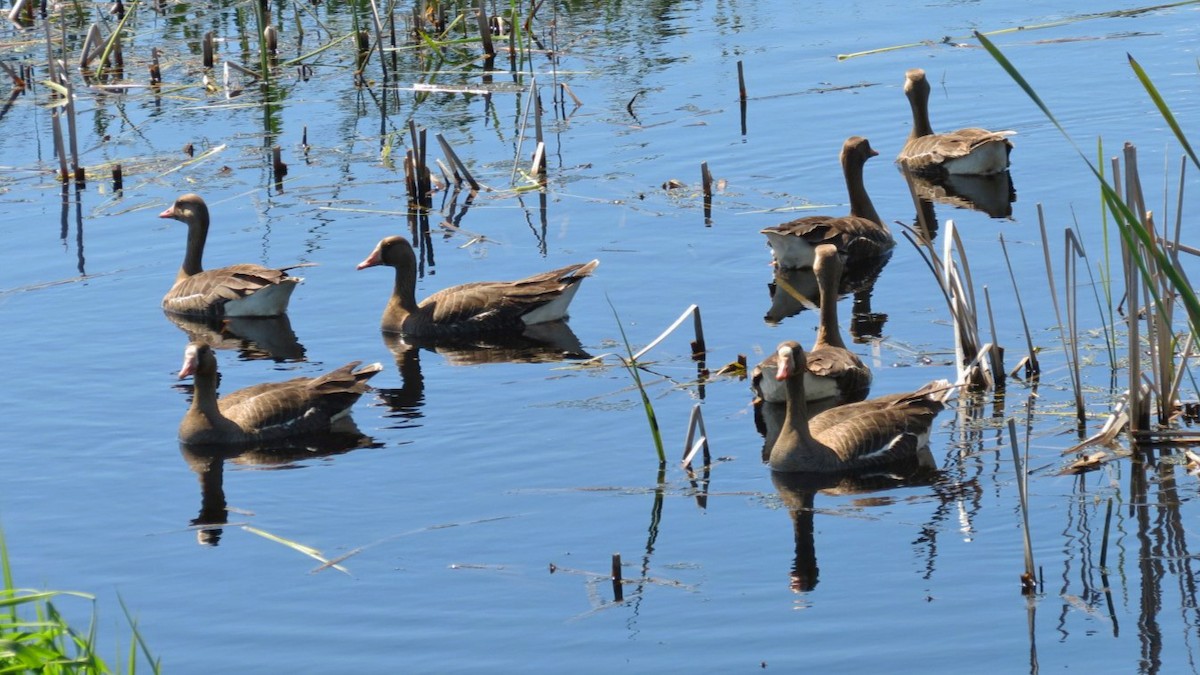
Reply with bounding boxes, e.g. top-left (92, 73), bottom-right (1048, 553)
top-left (164, 312), bottom-right (307, 362)
top-left (770, 462), bottom-right (941, 593)
top-left (179, 419), bottom-right (379, 546)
